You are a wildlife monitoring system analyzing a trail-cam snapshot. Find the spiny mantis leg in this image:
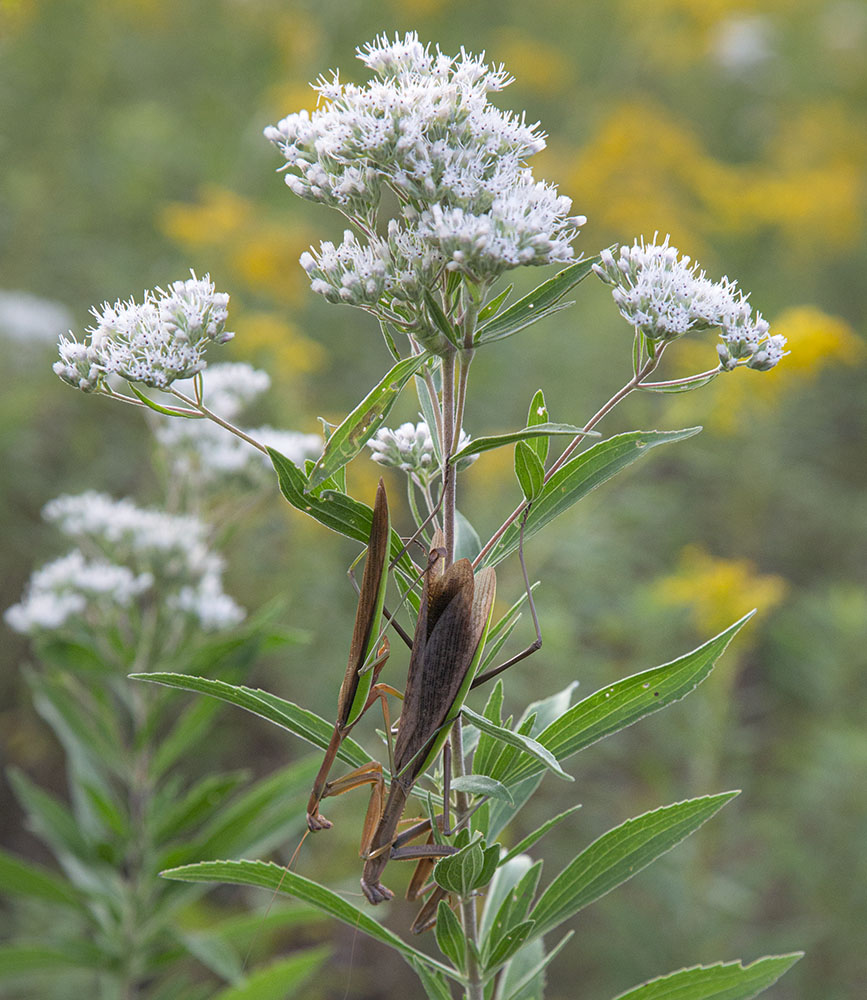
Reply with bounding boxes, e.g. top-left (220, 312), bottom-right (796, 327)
top-left (471, 507), bottom-right (542, 689)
